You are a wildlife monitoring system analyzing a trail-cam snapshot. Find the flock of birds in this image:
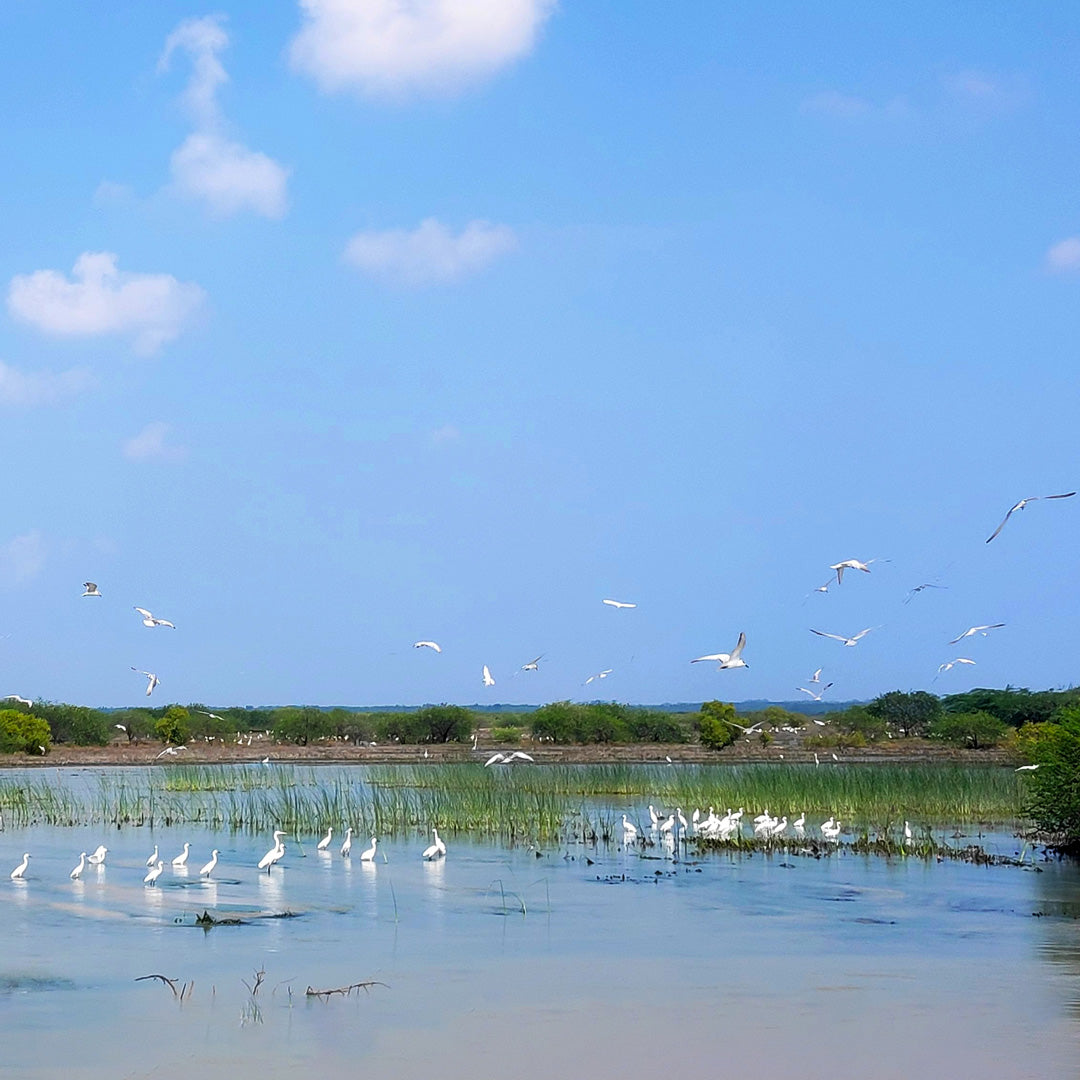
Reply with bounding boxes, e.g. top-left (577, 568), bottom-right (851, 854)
top-left (617, 805), bottom-right (871, 845)
top-left (7, 824), bottom-right (450, 885)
